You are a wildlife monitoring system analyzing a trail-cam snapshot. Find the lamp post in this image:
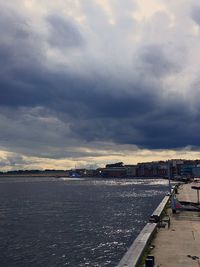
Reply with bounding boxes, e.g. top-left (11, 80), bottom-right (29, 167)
top-left (168, 161), bottom-right (171, 194)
